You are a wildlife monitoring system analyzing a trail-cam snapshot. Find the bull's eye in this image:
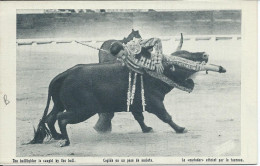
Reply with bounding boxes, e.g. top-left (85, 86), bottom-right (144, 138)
top-left (203, 53), bottom-right (209, 59)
